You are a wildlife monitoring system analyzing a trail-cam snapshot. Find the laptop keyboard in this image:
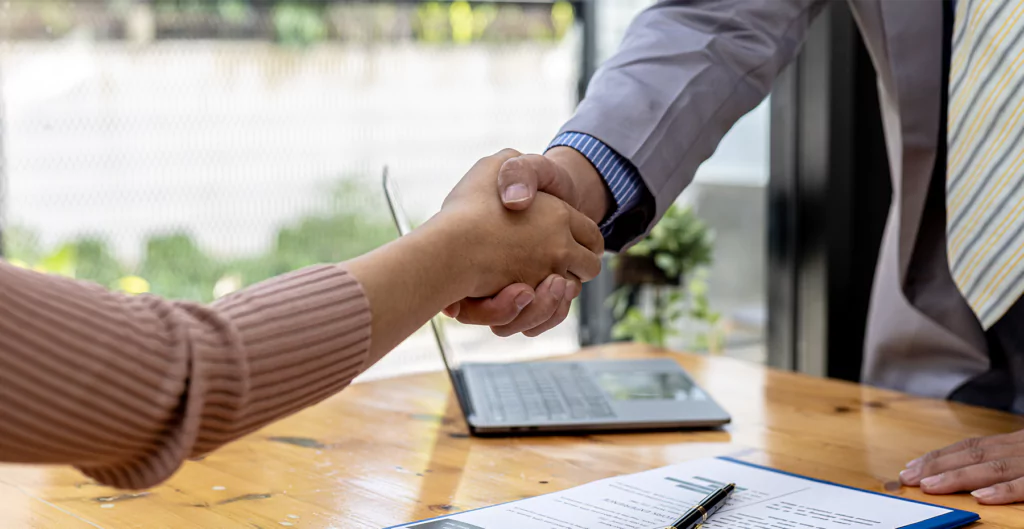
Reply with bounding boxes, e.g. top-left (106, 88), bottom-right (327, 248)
top-left (478, 363), bottom-right (615, 423)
